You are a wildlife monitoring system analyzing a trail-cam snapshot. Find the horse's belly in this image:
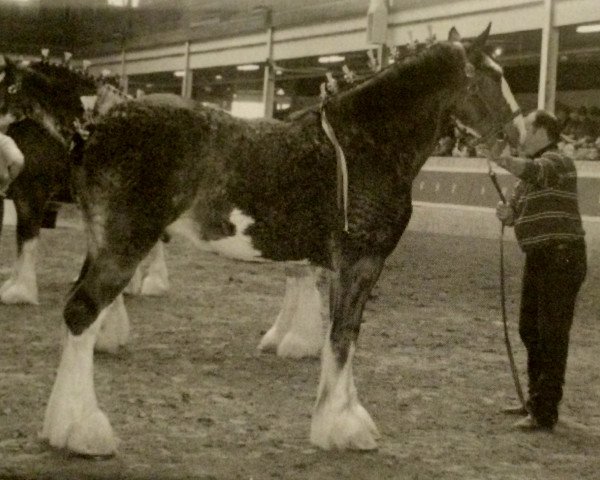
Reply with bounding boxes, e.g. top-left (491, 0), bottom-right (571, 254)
top-left (167, 208), bottom-right (267, 263)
